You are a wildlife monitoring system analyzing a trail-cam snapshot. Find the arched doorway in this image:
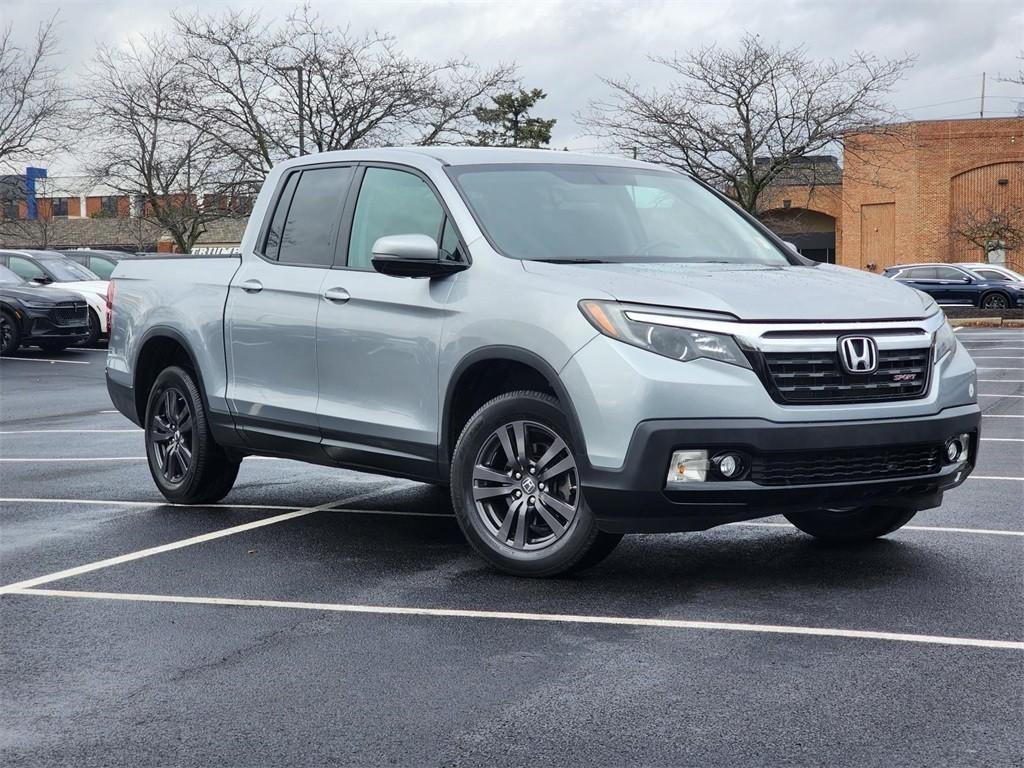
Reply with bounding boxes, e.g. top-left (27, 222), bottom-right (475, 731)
top-left (761, 208), bottom-right (838, 263)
